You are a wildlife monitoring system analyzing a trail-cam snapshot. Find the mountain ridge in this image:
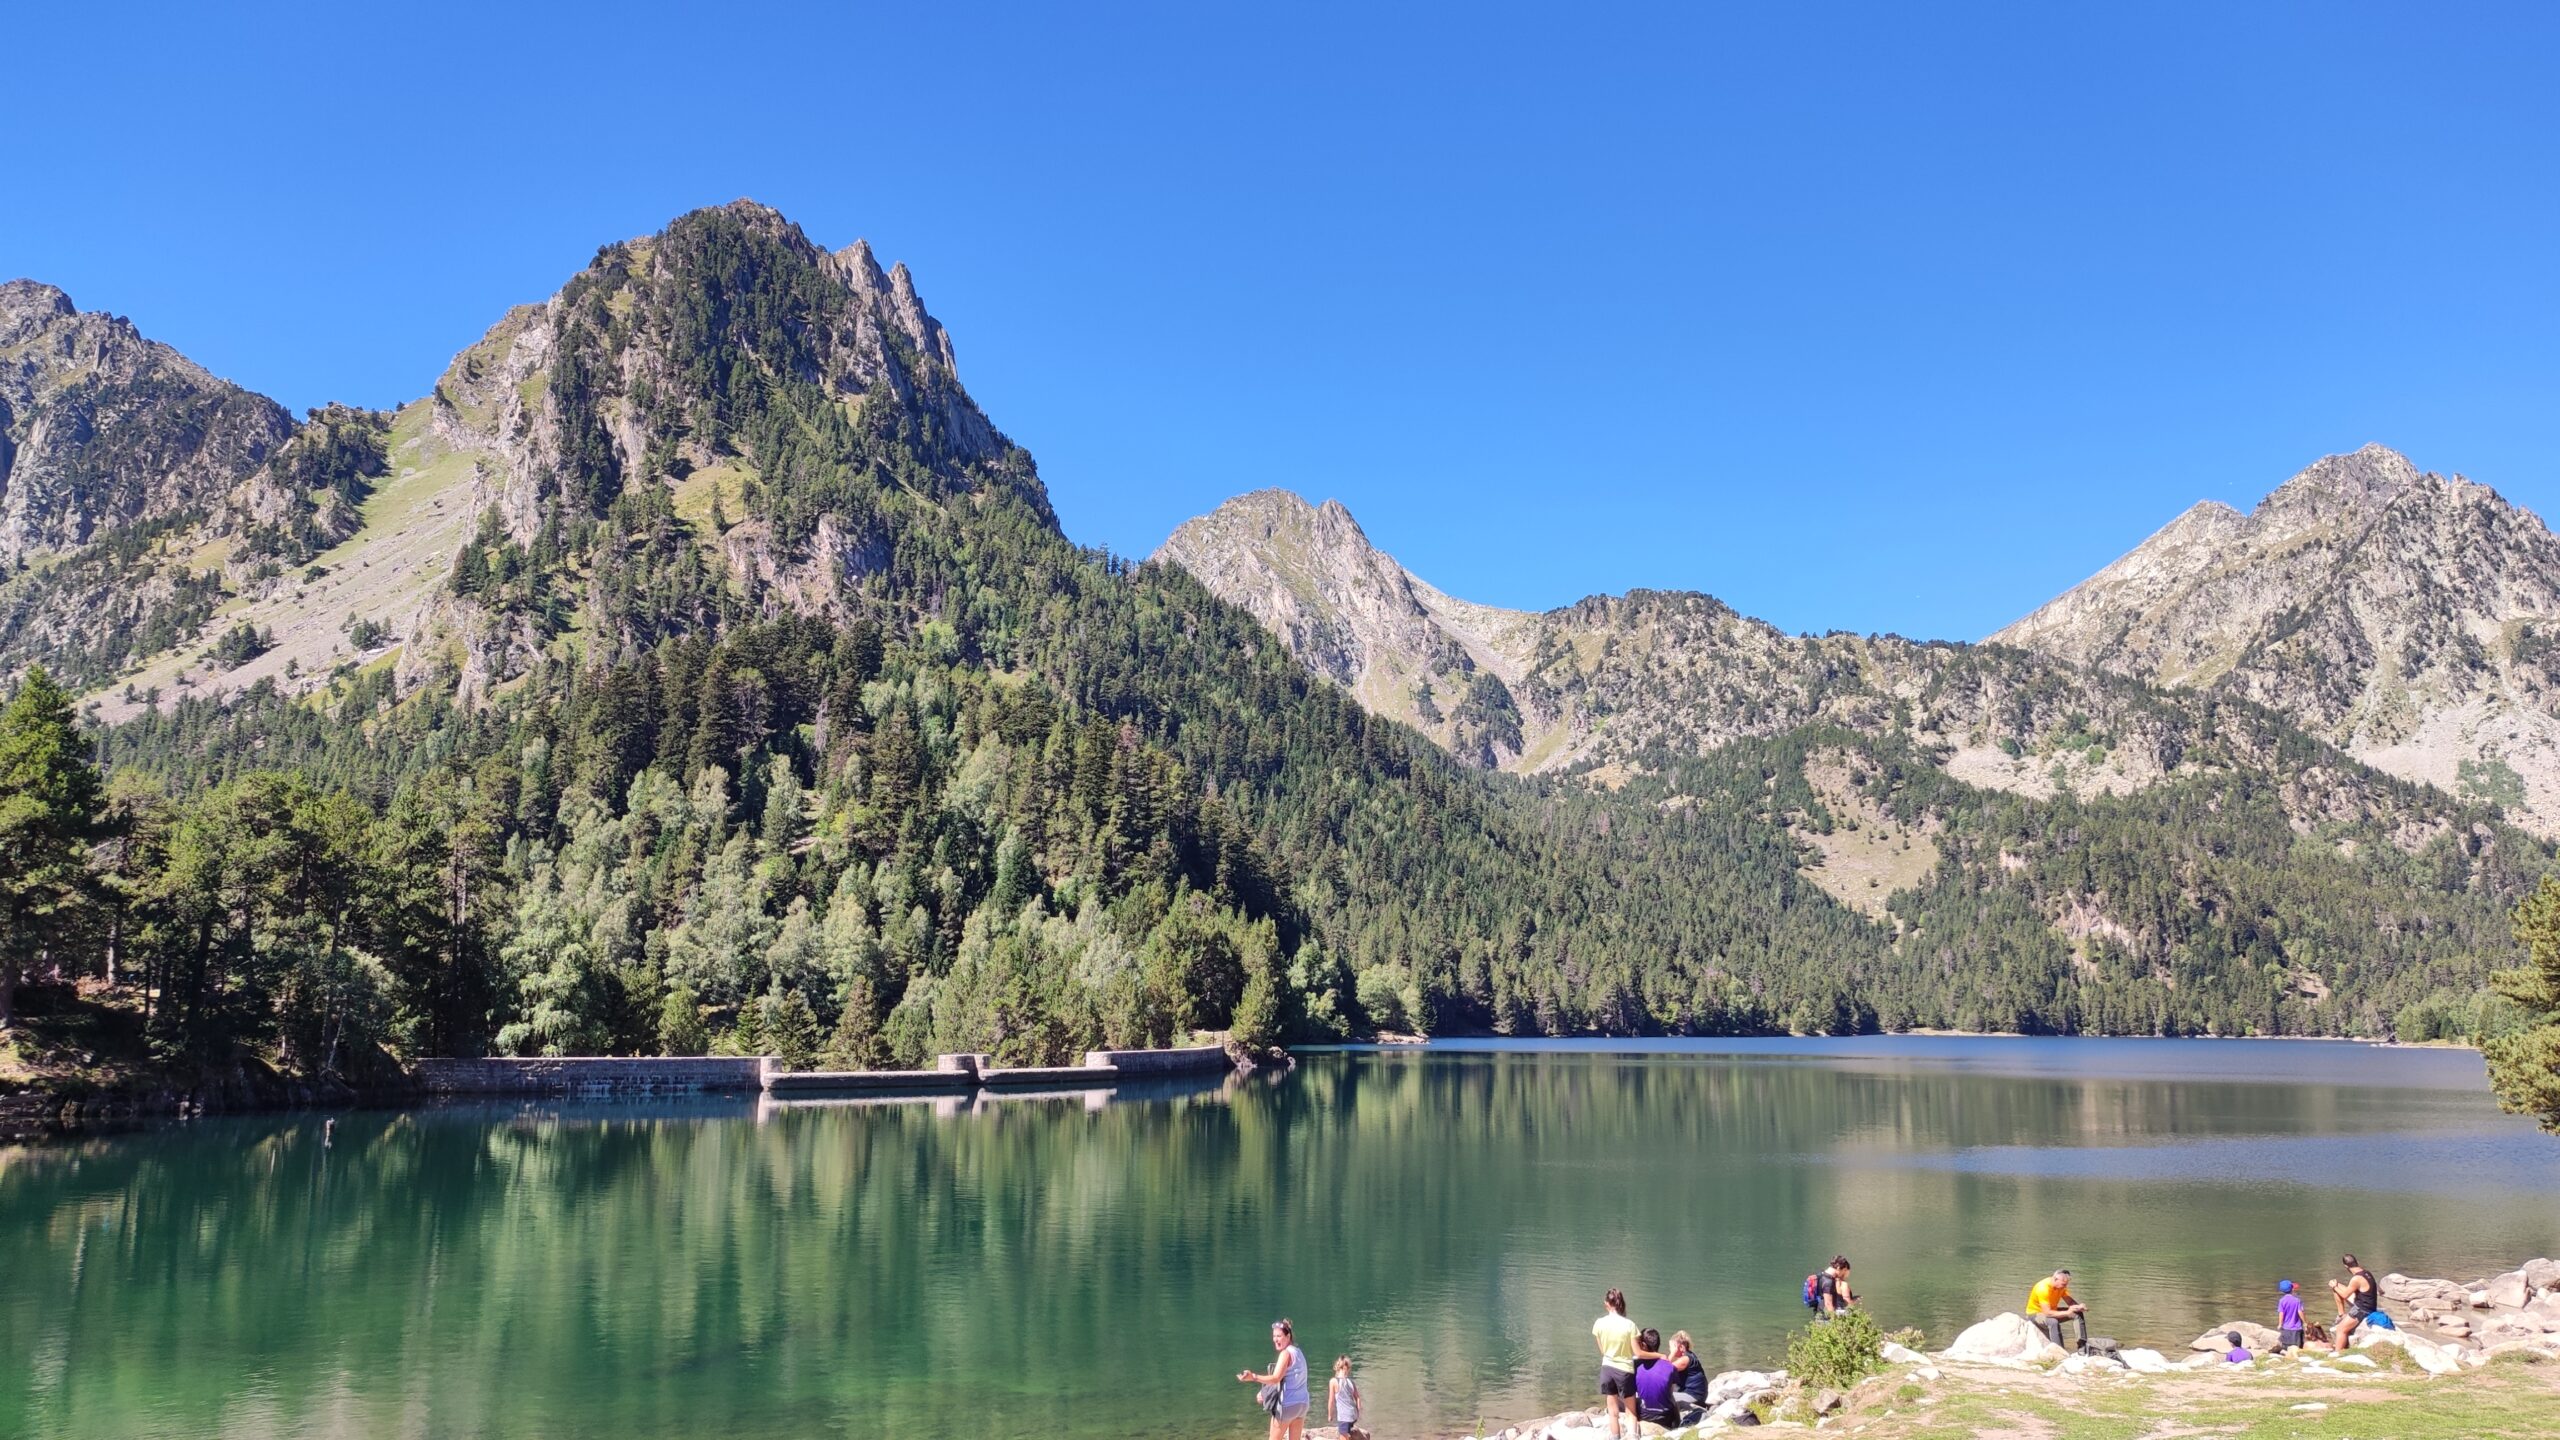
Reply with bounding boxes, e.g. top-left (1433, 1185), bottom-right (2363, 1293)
top-left (1993, 442), bottom-right (2560, 831)
top-left (0, 201), bottom-right (2543, 1069)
